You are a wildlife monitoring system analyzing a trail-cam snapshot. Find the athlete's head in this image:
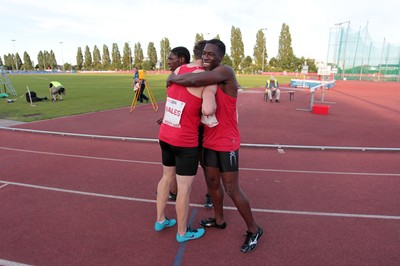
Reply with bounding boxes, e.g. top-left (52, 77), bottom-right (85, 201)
top-left (202, 39), bottom-right (225, 70)
top-left (193, 40), bottom-right (207, 60)
top-left (168, 46), bottom-right (190, 71)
